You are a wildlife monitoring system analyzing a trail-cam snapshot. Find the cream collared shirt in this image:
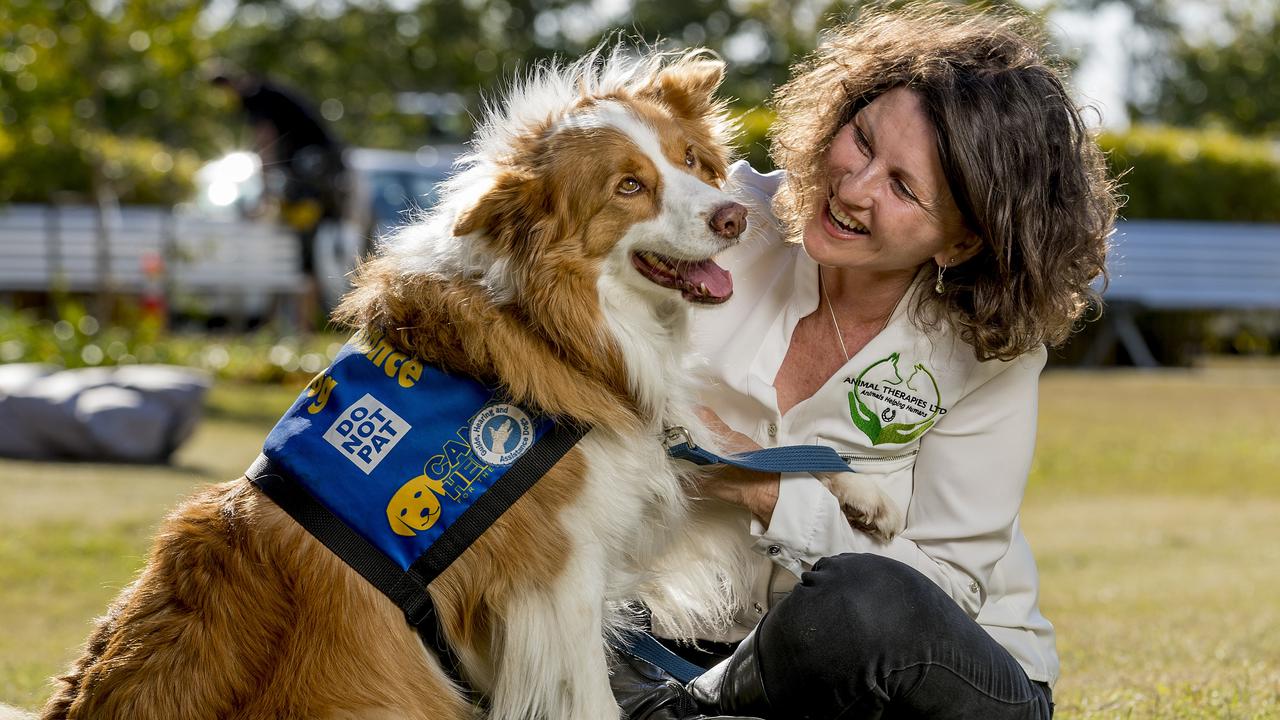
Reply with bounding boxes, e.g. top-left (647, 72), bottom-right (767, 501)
top-left (690, 162), bottom-right (1058, 687)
